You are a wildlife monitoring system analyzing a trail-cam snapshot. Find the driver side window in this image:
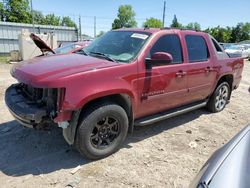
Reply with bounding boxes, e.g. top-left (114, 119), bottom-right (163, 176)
top-left (147, 34), bottom-right (183, 64)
